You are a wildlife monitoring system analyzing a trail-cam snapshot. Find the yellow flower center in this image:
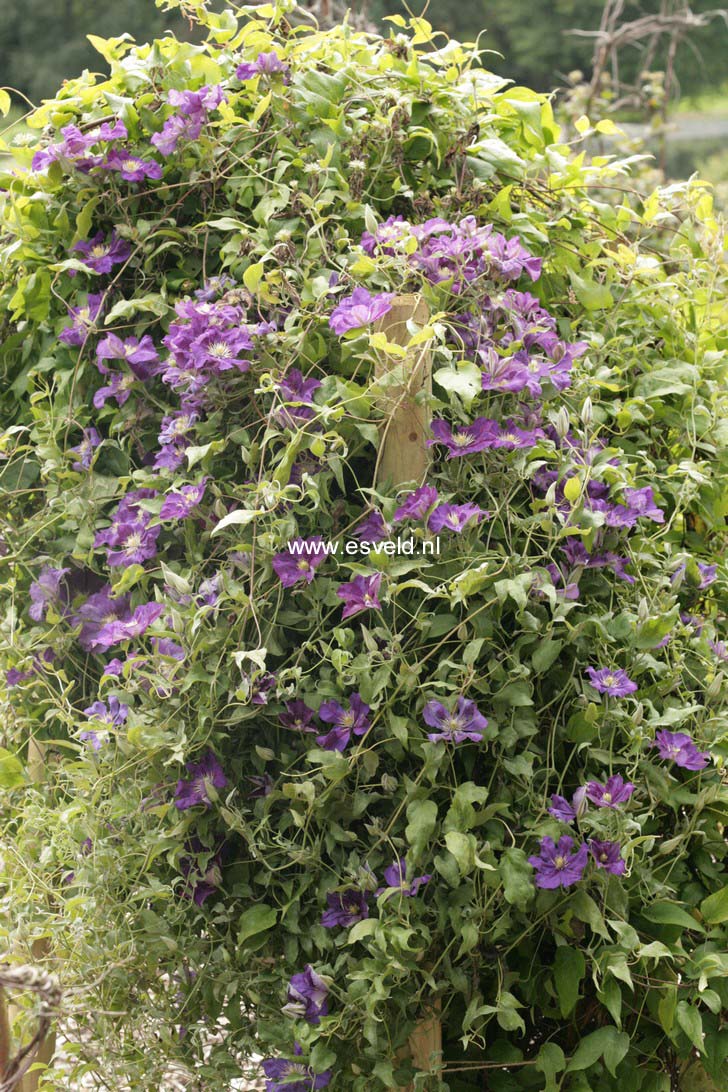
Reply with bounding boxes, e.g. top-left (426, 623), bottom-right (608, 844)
top-left (297, 559), bottom-right (310, 571)
top-left (341, 712), bottom-right (355, 727)
top-left (554, 856), bottom-right (566, 869)
top-left (604, 674), bottom-right (616, 686)
top-left (122, 159), bottom-right (140, 172)
top-left (124, 532), bottom-right (142, 552)
top-left (600, 853), bottom-right (608, 863)
top-left (90, 245), bottom-right (108, 258)
top-left (603, 792), bottom-right (612, 803)
top-left (452, 432), bottom-right (472, 447)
